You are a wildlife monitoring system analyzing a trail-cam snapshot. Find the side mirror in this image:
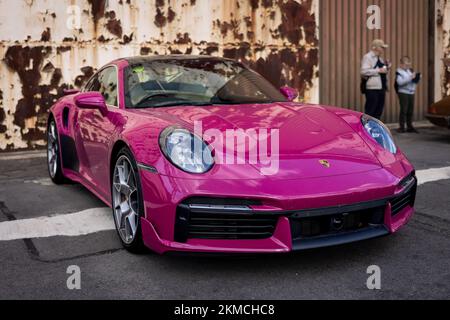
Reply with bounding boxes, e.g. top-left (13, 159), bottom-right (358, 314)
top-left (280, 86), bottom-right (299, 102)
top-left (75, 92), bottom-right (107, 115)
